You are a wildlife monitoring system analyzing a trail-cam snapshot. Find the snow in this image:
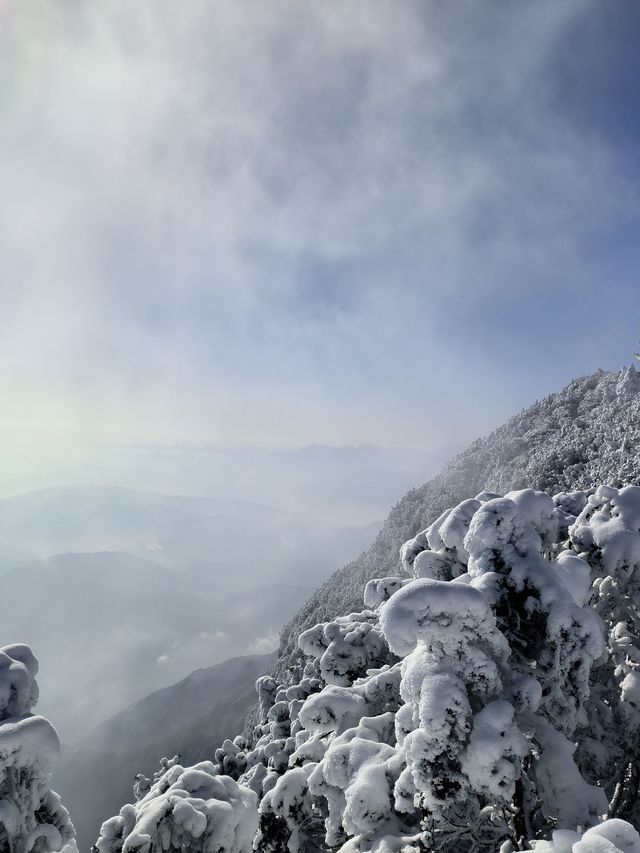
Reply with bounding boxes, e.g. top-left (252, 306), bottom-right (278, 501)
top-left (438, 498), bottom-right (481, 564)
top-left (364, 578), bottom-right (405, 608)
top-left (0, 644), bottom-right (74, 852)
top-left (460, 700), bottom-right (526, 802)
top-left (571, 485), bottom-right (640, 582)
top-left (554, 552), bottom-right (592, 606)
top-left (532, 820), bottom-right (640, 853)
top-left (0, 714), bottom-right (61, 772)
top-left (258, 765), bottom-right (315, 853)
top-left (299, 610), bottom-right (394, 687)
top-left (531, 717), bottom-right (607, 828)
top-left (298, 685), bottom-right (367, 735)
top-left (95, 762), bottom-right (257, 853)
top-left (379, 577), bottom-right (506, 658)
top-left (309, 726), bottom-right (398, 844)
